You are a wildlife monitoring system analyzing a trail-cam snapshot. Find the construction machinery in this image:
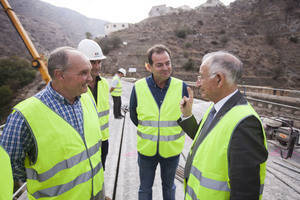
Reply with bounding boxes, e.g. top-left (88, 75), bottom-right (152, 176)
top-left (263, 116), bottom-right (300, 159)
top-left (0, 0), bottom-right (51, 84)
